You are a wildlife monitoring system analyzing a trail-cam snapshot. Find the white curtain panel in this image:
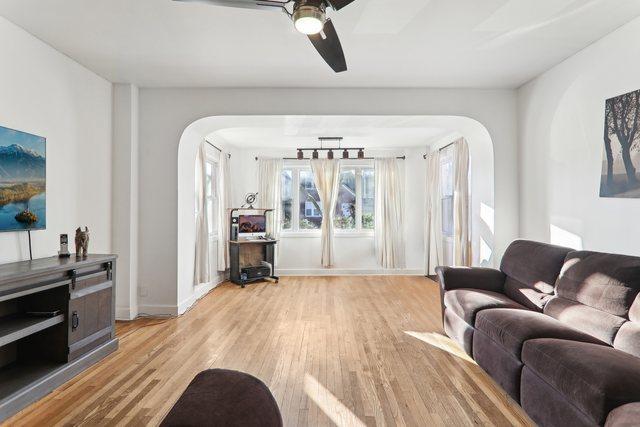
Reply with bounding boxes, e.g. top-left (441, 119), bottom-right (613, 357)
top-left (424, 151), bottom-right (443, 275)
top-left (216, 152), bottom-right (232, 271)
top-left (452, 139), bottom-right (472, 266)
top-left (311, 159), bottom-right (341, 268)
top-left (374, 158), bottom-right (405, 269)
top-left (194, 143), bottom-right (210, 285)
top-left (257, 158), bottom-right (283, 242)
